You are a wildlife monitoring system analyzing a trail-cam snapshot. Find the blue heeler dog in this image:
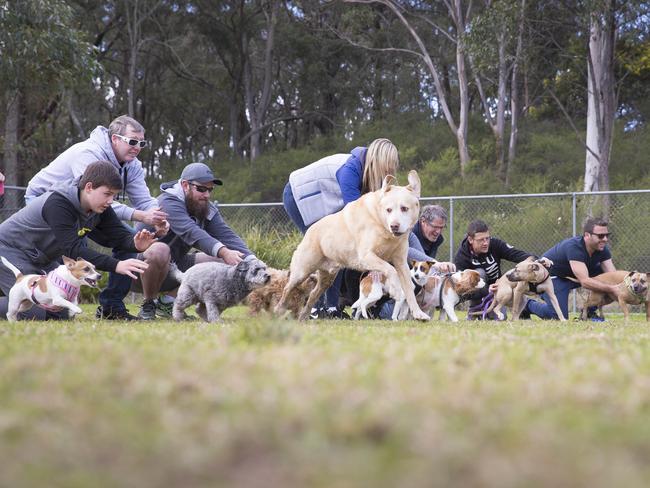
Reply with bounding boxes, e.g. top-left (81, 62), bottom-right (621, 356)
top-left (170, 258), bottom-right (270, 322)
